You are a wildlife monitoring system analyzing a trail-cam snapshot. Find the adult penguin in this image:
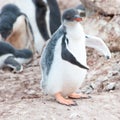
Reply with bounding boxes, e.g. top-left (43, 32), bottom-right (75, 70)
top-left (32, 0), bottom-right (61, 54)
top-left (0, 4), bottom-right (35, 52)
top-left (0, 41), bottom-right (33, 72)
top-left (40, 8), bottom-right (111, 105)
